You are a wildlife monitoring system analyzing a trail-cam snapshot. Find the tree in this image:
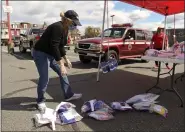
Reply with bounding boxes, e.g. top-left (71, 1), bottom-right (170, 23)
top-left (85, 26), bottom-right (101, 38)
